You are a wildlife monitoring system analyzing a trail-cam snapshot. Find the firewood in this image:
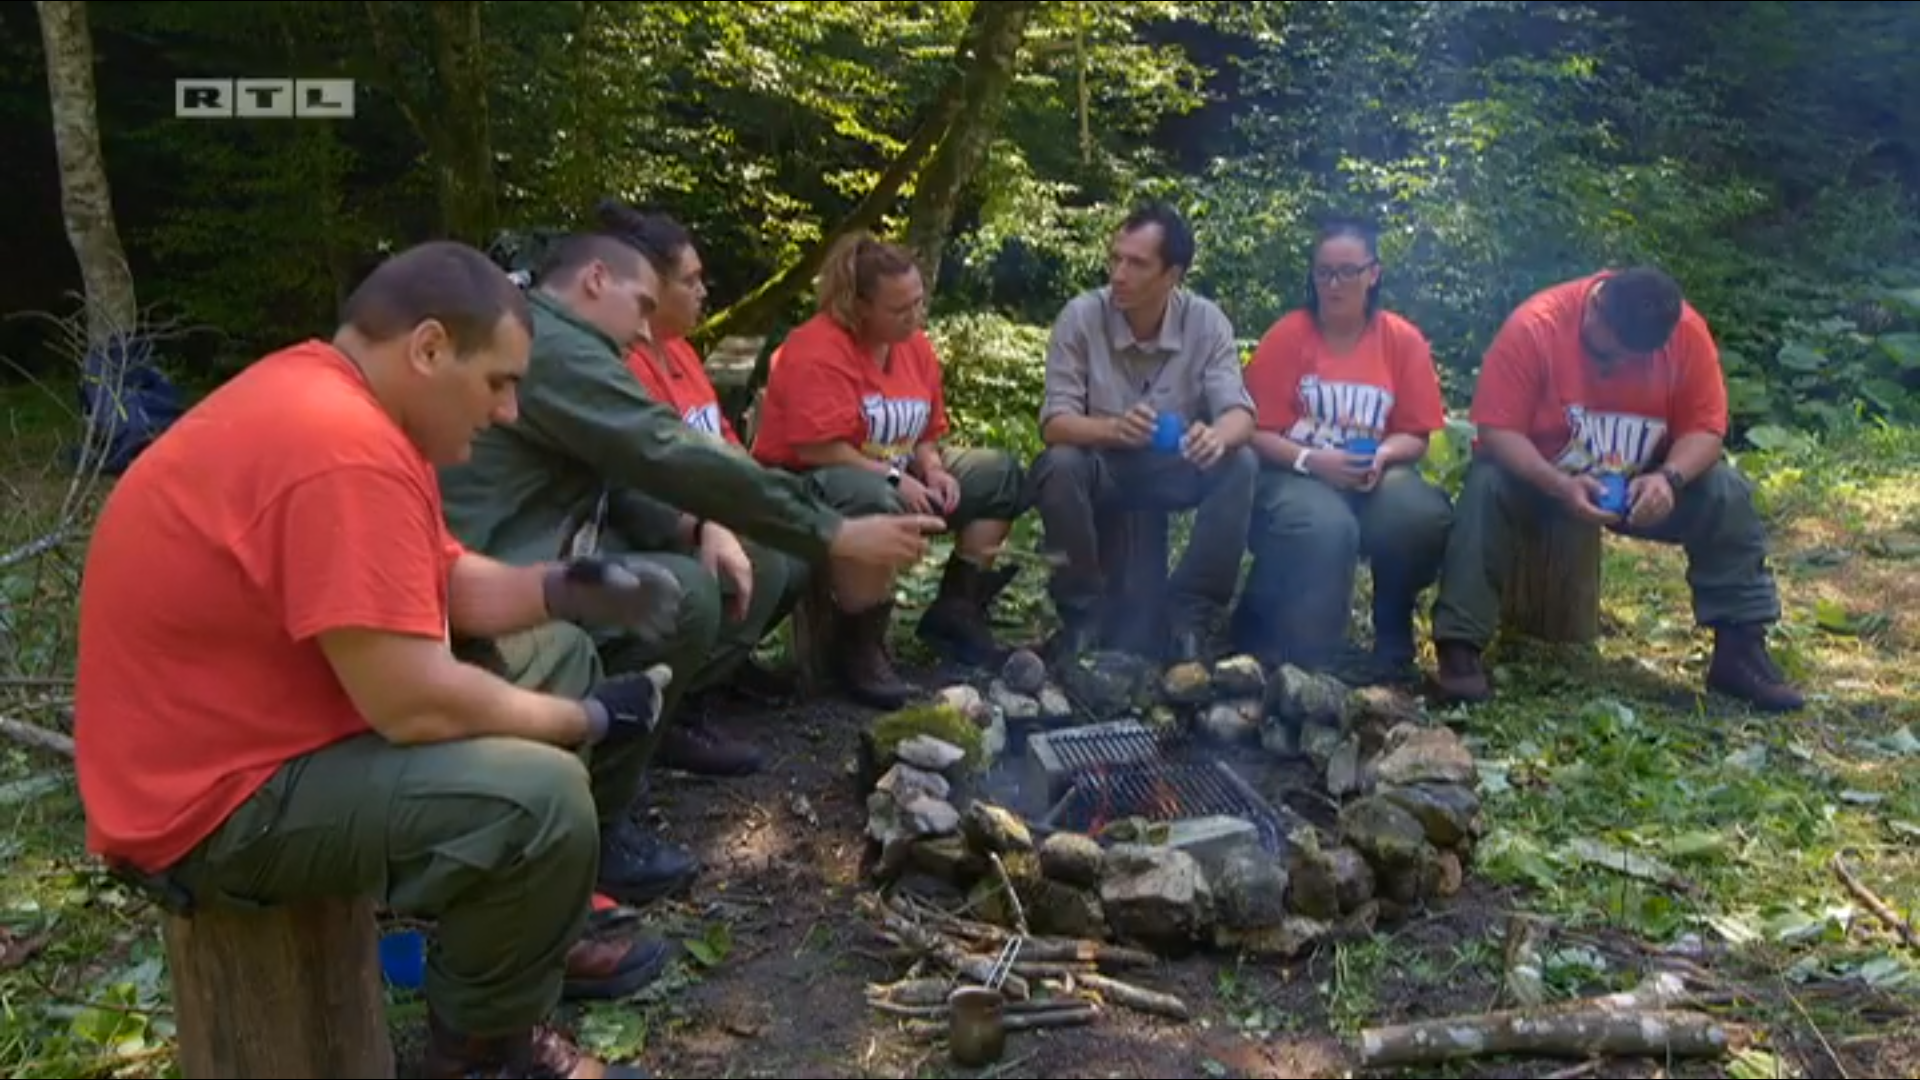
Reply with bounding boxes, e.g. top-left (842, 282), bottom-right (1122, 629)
top-left (866, 977), bottom-right (952, 1006)
top-left (899, 1002), bottom-right (1099, 1039)
top-left (1075, 972), bottom-right (1188, 1021)
top-left (1011, 961), bottom-right (1094, 979)
top-left (890, 893), bottom-right (1156, 969)
top-left (1356, 1007), bottom-right (1741, 1067)
top-left (987, 853), bottom-right (1031, 937)
top-left (859, 894), bottom-right (1031, 999)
